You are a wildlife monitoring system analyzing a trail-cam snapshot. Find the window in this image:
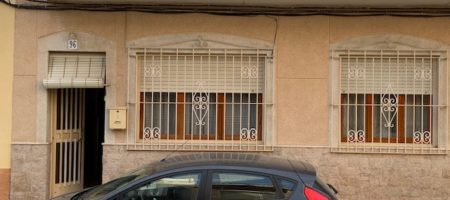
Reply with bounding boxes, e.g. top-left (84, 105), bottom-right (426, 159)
top-left (277, 178), bottom-right (297, 199)
top-left (211, 172), bottom-right (277, 200)
top-left (130, 48), bottom-right (274, 151)
top-left (122, 173), bottom-right (201, 200)
top-left (341, 55), bottom-right (437, 144)
top-left (332, 49), bottom-right (447, 153)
